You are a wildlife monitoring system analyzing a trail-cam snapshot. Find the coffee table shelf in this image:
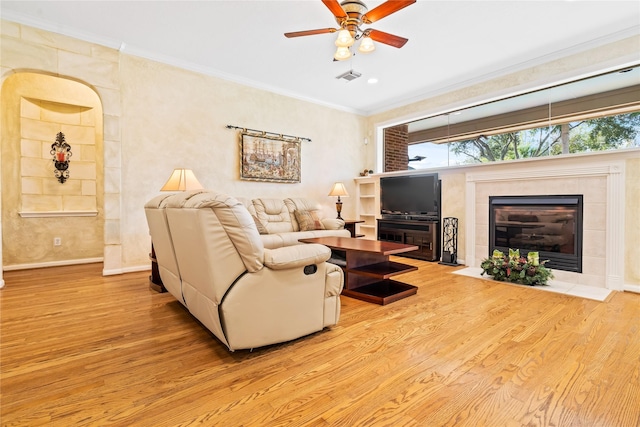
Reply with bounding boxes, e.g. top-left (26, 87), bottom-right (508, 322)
top-left (342, 279), bottom-right (417, 305)
top-left (348, 261), bottom-right (417, 279)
